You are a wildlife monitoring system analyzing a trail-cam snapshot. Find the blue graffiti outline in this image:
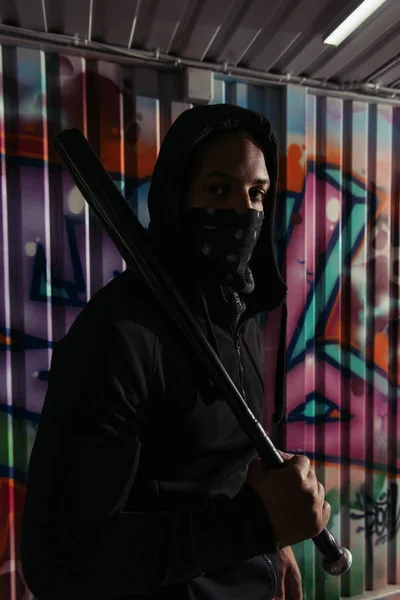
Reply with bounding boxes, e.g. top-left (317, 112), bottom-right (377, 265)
top-left (0, 166), bottom-right (151, 351)
top-left (29, 215), bottom-right (86, 308)
top-left (287, 391), bottom-right (354, 424)
top-left (0, 400), bottom-right (397, 482)
top-left (0, 328), bottom-right (53, 351)
top-left (0, 402), bottom-right (41, 424)
top-left (30, 215), bottom-right (86, 307)
top-left (283, 162), bottom-right (396, 394)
